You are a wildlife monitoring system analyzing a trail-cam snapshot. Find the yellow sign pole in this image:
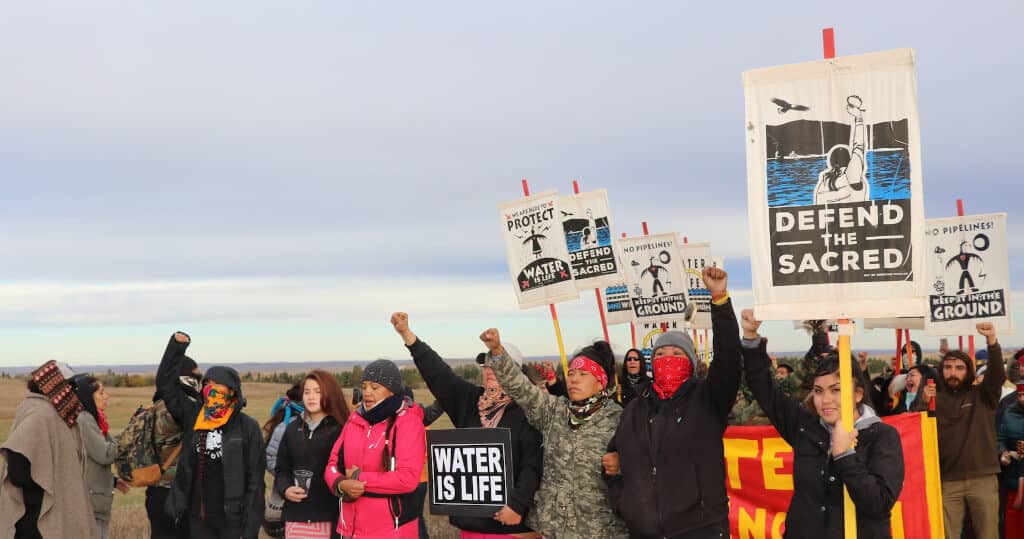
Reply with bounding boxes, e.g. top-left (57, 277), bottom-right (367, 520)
top-left (838, 319), bottom-right (857, 537)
